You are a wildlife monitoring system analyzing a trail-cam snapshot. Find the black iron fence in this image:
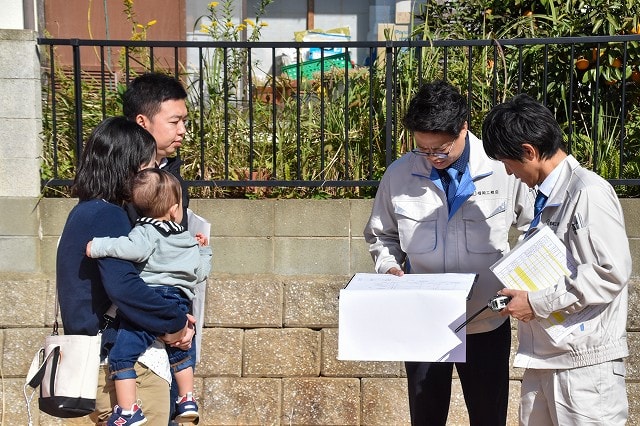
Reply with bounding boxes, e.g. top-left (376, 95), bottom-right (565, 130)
top-left (38, 35), bottom-right (640, 197)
